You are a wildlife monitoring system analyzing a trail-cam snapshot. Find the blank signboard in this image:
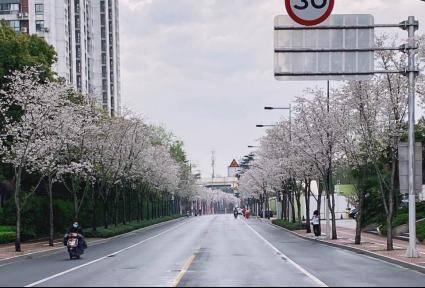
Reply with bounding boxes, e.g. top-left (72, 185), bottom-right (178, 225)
top-left (274, 14), bottom-right (375, 81)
